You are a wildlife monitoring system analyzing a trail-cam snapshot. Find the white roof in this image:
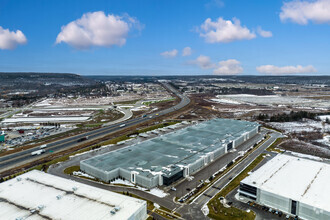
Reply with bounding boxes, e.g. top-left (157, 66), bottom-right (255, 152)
top-left (0, 170), bottom-right (146, 220)
top-left (241, 154), bottom-right (330, 212)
